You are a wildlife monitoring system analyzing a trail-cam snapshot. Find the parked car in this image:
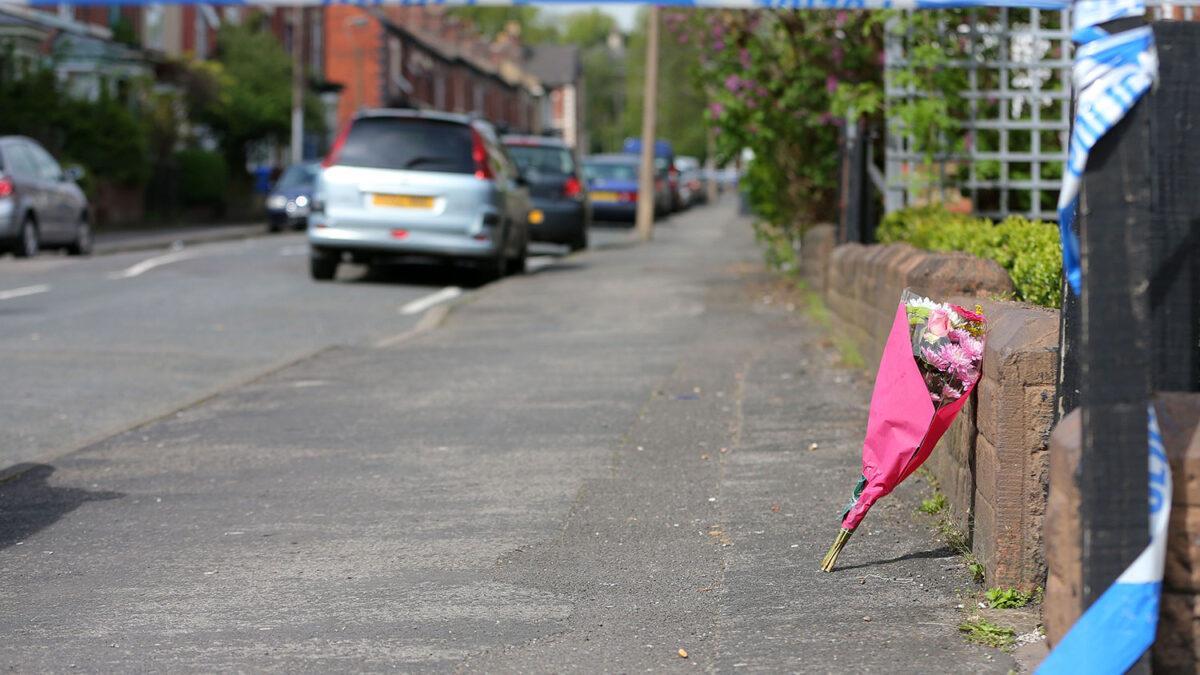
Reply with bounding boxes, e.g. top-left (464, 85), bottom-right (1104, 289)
top-left (582, 153), bottom-right (670, 222)
top-left (0, 136), bottom-right (90, 257)
top-left (267, 162), bottom-right (319, 232)
top-left (674, 156), bottom-right (706, 207)
top-left (502, 135), bottom-right (590, 252)
top-left (308, 110), bottom-right (531, 282)
top-left (623, 138), bottom-right (680, 212)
